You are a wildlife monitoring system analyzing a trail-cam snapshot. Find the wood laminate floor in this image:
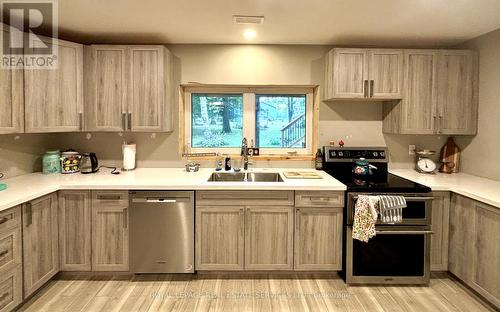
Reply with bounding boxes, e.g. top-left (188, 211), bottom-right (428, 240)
top-left (18, 273), bottom-right (494, 312)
